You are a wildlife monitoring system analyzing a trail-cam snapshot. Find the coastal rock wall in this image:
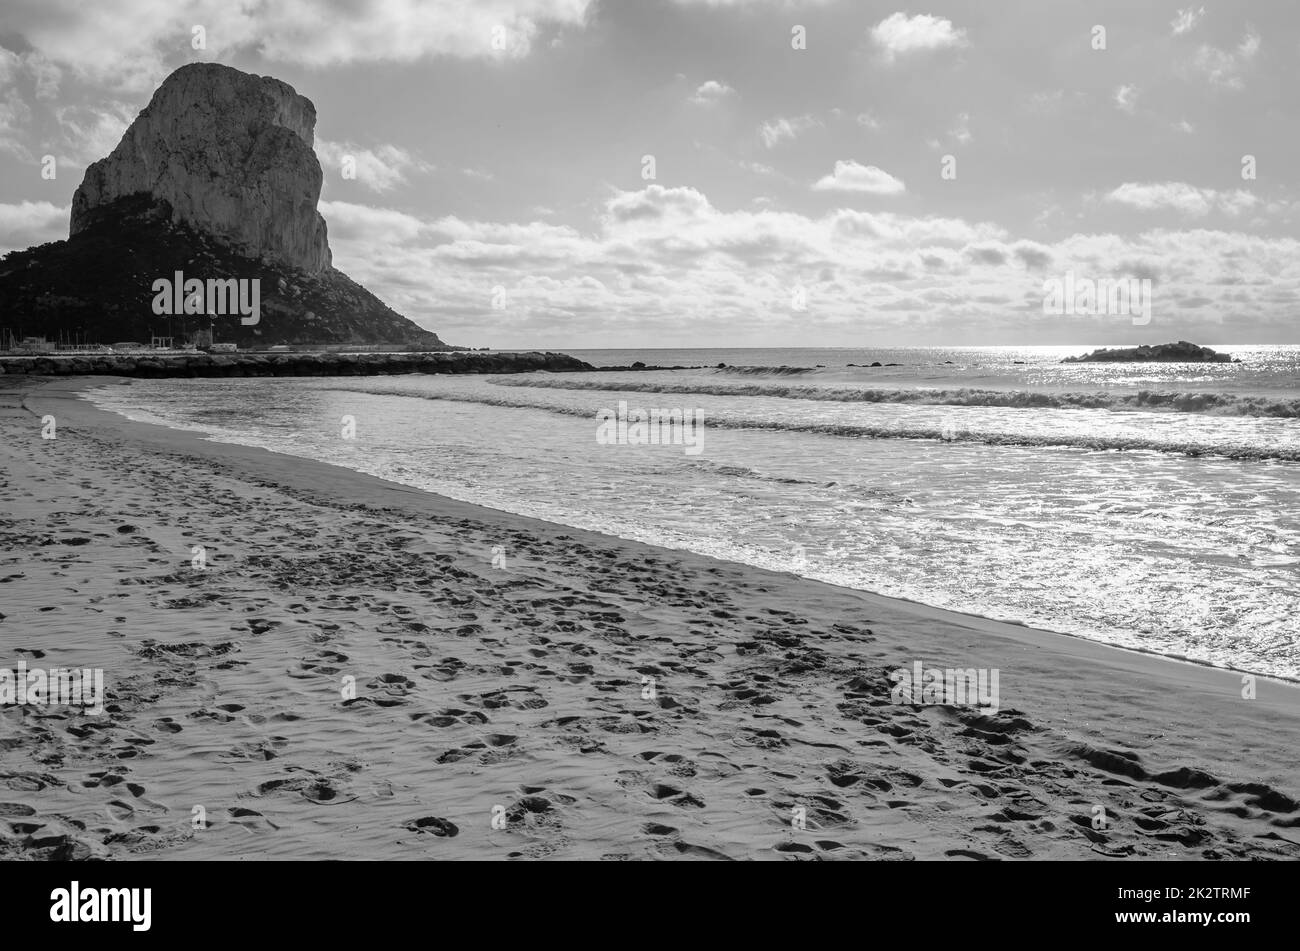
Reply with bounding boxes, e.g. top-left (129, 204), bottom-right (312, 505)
top-left (70, 63), bottom-right (331, 274)
top-left (0, 351), bottom-right (592, 378)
